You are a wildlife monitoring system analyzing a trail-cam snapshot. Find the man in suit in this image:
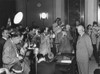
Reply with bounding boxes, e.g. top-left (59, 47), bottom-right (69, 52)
top-left (2, 30), bottom-right (23, 69)
top-left (2, 30), bottom-right (30, 74)
top-left (0, 28), bottom-right (9, 68)
top-left (76, 25), bottom-right (93, 74)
